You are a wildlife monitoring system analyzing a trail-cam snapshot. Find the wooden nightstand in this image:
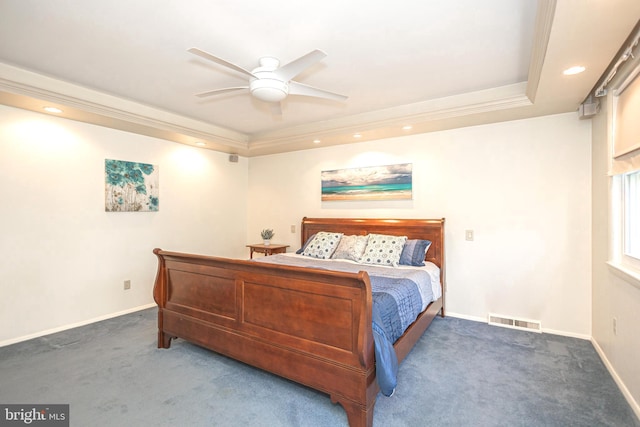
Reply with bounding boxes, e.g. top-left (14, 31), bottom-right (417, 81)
top-left (246, 244), bottom-right (289, 259)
